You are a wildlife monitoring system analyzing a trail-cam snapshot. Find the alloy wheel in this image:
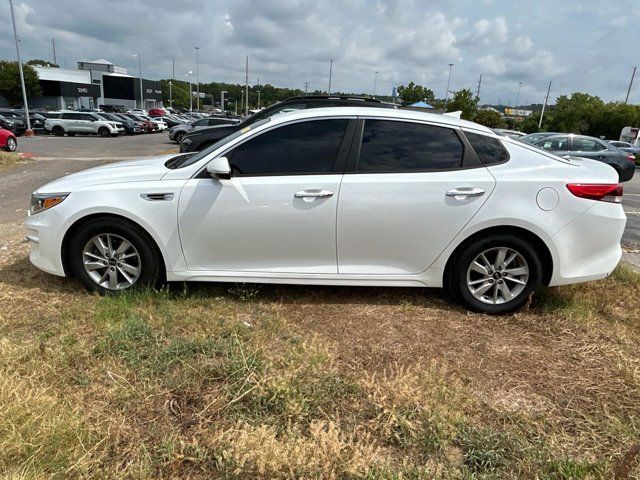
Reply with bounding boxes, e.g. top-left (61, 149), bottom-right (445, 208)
top-left (466, 247), bottom-right (529, 305)
top-left (7, 137), bottom-right (16, 151)
top-left (82, 233), bottom-right (141, 290)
